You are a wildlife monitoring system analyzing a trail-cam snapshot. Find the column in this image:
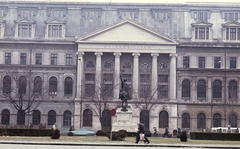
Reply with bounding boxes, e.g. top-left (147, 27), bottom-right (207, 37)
top-left (76, 51), bottom-right (84, 98)
top-left (169, 53), bottom-right (177, 100)
top-left (207, 76), bottom-right (212, 103)
top-left (191, 76), bottom-right (196, 102)
top-left (113, 52), bottom-right (121, 99)
top-left (132, 53), bottom-right (140, 99)
top-left (151, 53), bottom-right (159, 99)
top-left (95, 52), bottom-right (103, 95)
